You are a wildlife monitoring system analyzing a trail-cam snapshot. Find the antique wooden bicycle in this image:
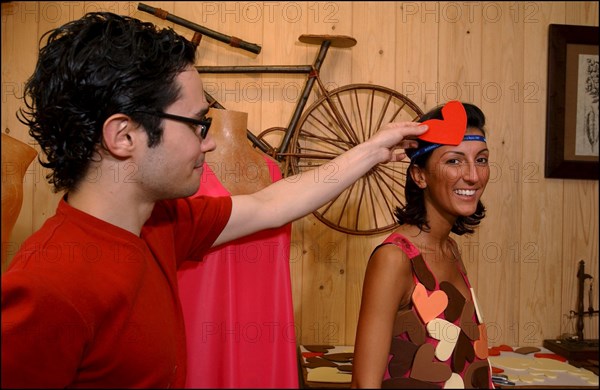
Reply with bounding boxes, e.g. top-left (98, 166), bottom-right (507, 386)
top-left (139, 3), bottom-right (424, 236)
